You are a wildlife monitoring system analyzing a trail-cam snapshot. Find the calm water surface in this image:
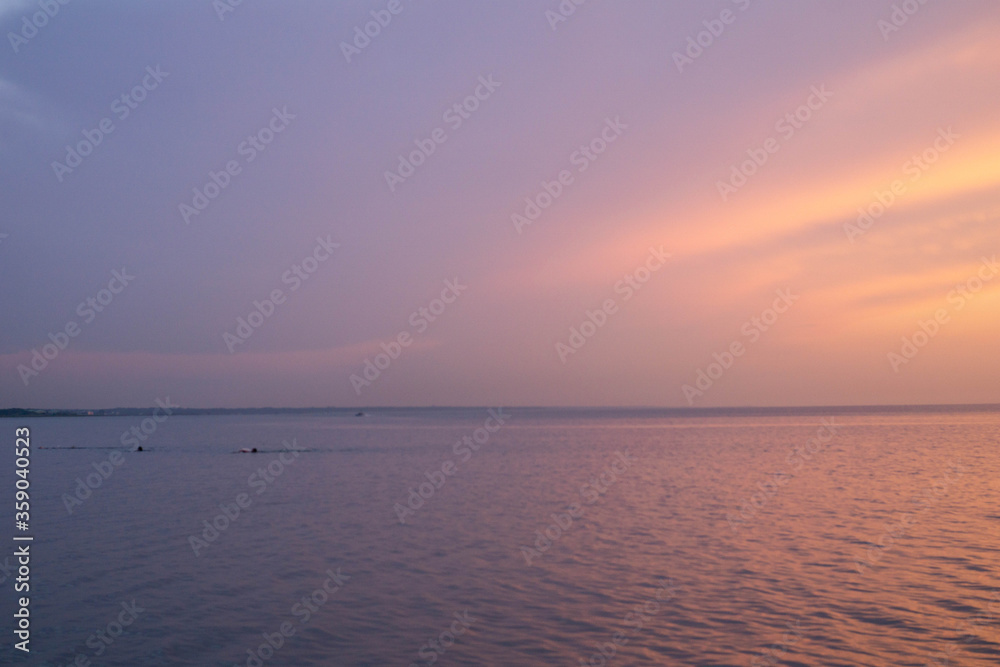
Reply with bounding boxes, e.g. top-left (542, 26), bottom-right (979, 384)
top-left (2, 408), bottom-right (999, 666)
